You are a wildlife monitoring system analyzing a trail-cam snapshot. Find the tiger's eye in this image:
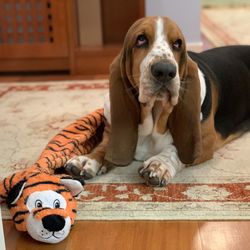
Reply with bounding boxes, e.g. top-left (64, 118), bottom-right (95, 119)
top-left (53, 199), bottom-right (60, 208)
top-left (35, 199), bottom-right (43, 208)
